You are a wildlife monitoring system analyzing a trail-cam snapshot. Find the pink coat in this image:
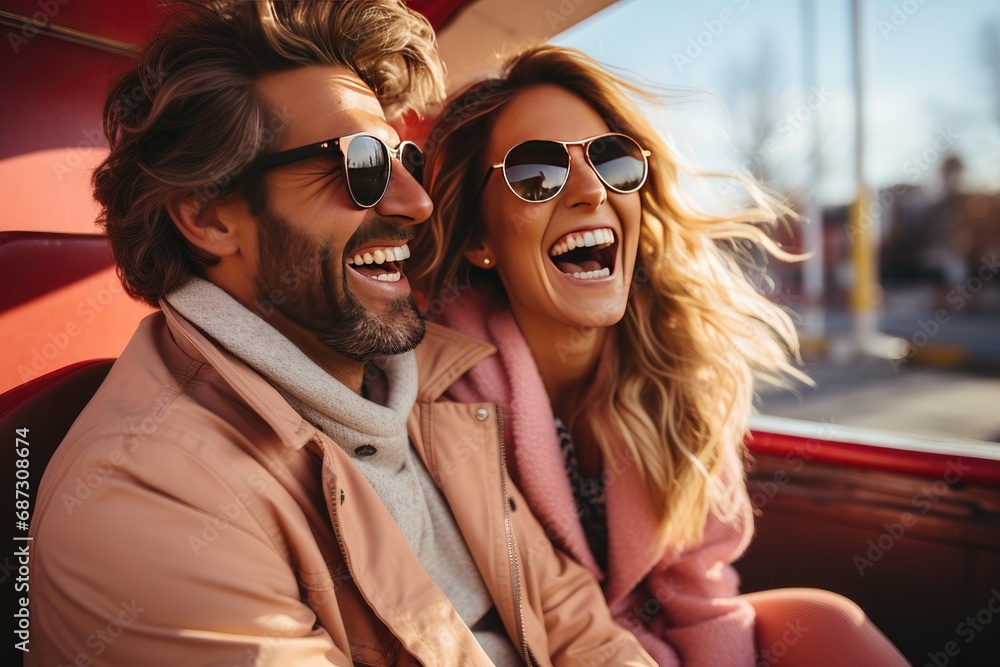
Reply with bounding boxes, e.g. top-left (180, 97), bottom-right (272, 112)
top-left (438, 291), bottom-right (757, 666)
